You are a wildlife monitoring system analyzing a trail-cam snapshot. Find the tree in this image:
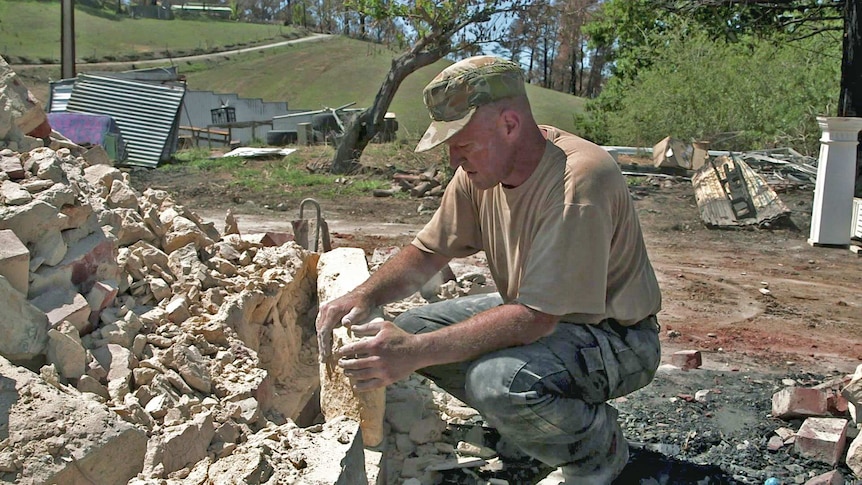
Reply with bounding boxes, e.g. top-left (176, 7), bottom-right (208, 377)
top-left (329, 0), bottom-right (532, 174)
top-left (586, 0), bottom-right (861, 192)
